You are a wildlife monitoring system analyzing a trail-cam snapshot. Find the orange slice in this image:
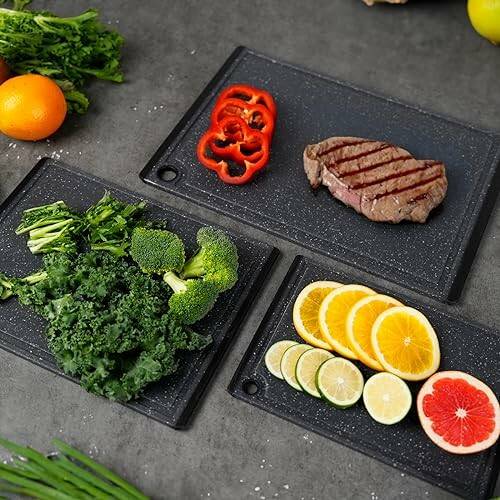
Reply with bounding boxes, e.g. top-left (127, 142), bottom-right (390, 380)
top-left (319, 284), bottom-right (376, 359)
top-left (346, 294), bottom-right (403, 371)
top-left (371, 306), bottom-right (440, 381)
top-left (292, 281), bottom-right (342, 350)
